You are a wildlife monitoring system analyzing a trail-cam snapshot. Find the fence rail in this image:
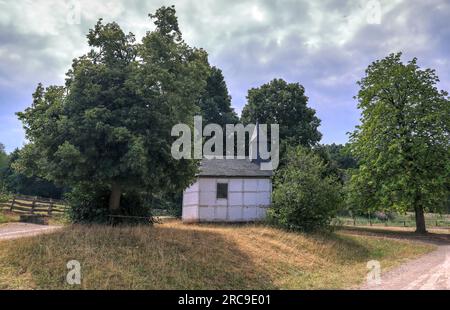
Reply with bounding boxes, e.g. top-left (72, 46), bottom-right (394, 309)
top-left (0, 195), bottom-right (67, 217)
